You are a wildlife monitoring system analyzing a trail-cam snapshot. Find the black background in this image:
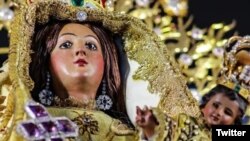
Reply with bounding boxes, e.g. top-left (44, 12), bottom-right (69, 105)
top-left (1, 0), bottom-right (250, 64)
top-left (189, 0), bottom-right (250, 36)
